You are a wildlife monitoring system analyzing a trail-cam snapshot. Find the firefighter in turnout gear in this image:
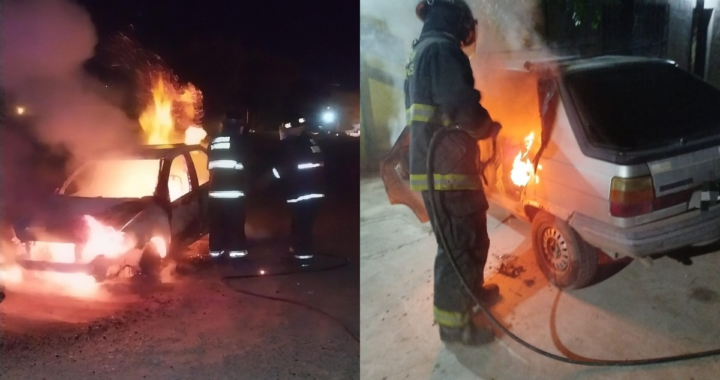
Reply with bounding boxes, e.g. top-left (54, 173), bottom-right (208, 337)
top-left (274, 119), bottom-right (325, 260)
top-left (408, 0), bottom-right (502, 346)
top-left (207, 108), bottom-right (251, 259)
